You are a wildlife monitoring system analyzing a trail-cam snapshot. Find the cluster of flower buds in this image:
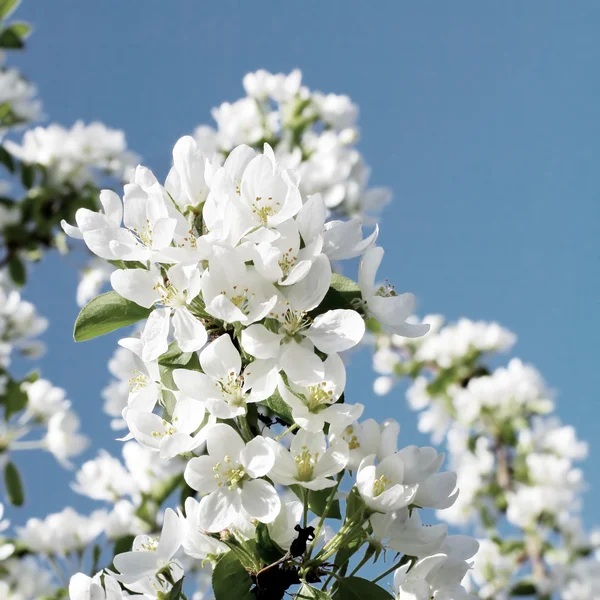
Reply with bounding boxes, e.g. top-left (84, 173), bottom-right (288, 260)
top-left (51, 136), bottom-right (478, 600)
top-left (372, 316), bottom-right (600, 598)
